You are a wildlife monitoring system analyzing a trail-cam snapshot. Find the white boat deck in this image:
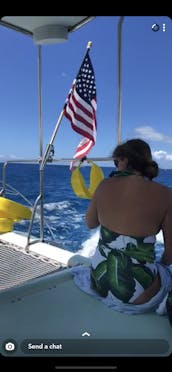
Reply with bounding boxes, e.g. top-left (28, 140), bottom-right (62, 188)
top-left (0, 266), bottom-right (171, 357)
top-left (0, 231), bottom-right (91, 267)
top-left (0, 231), bottom-right (74, 265)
